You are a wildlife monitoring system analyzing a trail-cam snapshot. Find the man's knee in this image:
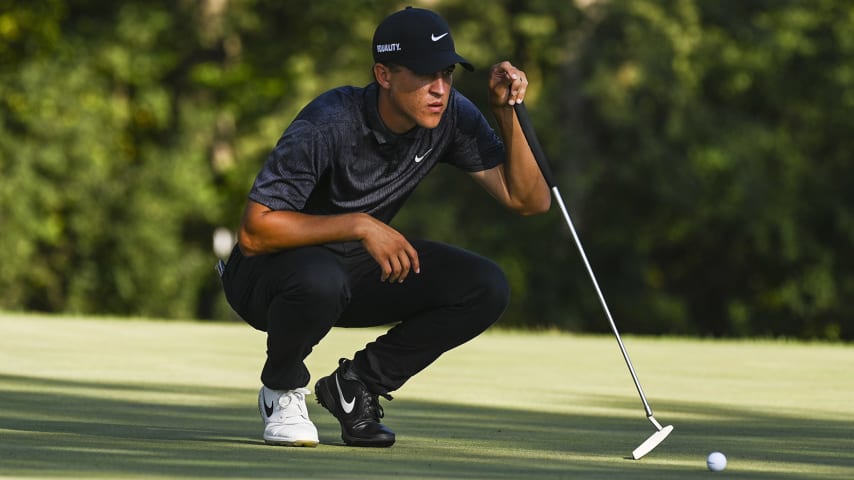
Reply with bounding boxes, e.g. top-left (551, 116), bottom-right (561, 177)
top-left (254, 249), bottom-right (351, 328)
top-left (281, 265), bottom-right (350, 306)
top-left (459, 257), bottom-right (510, 331)
top-left (476, 259), bottom-right (511, 313)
